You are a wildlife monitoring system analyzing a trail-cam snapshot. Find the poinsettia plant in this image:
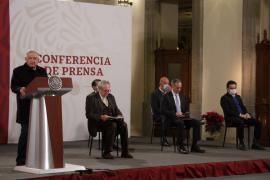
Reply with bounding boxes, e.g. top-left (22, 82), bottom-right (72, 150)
top-left (202, 111), bottom-right (224, 135)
